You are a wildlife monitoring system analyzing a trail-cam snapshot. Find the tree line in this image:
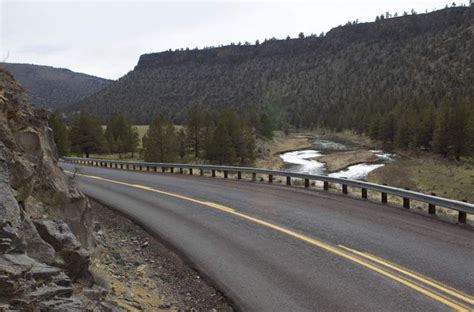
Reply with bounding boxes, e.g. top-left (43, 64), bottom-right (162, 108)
top-left (49, 106), bottom-right (264, 165)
